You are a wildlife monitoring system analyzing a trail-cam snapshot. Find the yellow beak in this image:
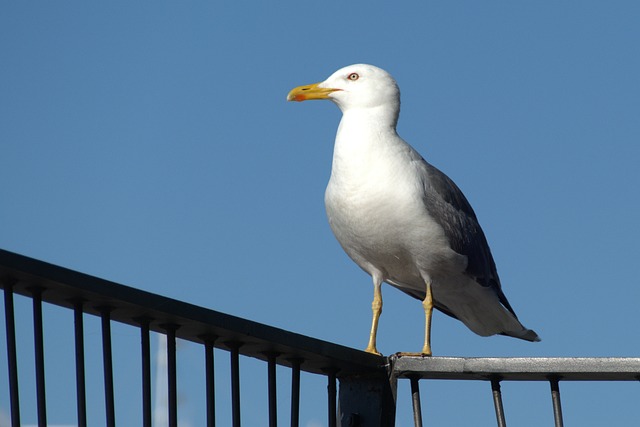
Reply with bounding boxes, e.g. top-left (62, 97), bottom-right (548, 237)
top-left (287, 82), bottom-right (341, 102)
